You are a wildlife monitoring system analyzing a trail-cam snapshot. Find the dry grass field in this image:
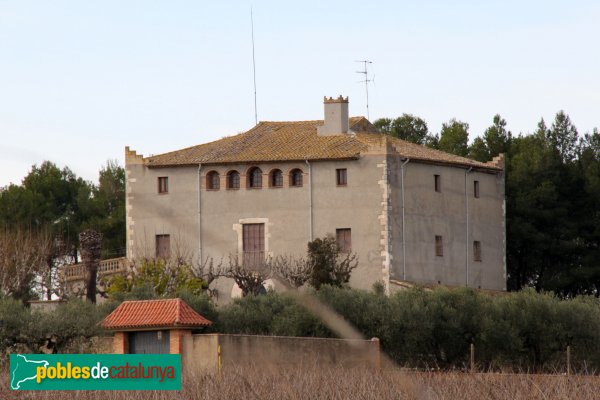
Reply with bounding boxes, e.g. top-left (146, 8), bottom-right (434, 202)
top-left (2, 366), bottom-right (600, 399)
